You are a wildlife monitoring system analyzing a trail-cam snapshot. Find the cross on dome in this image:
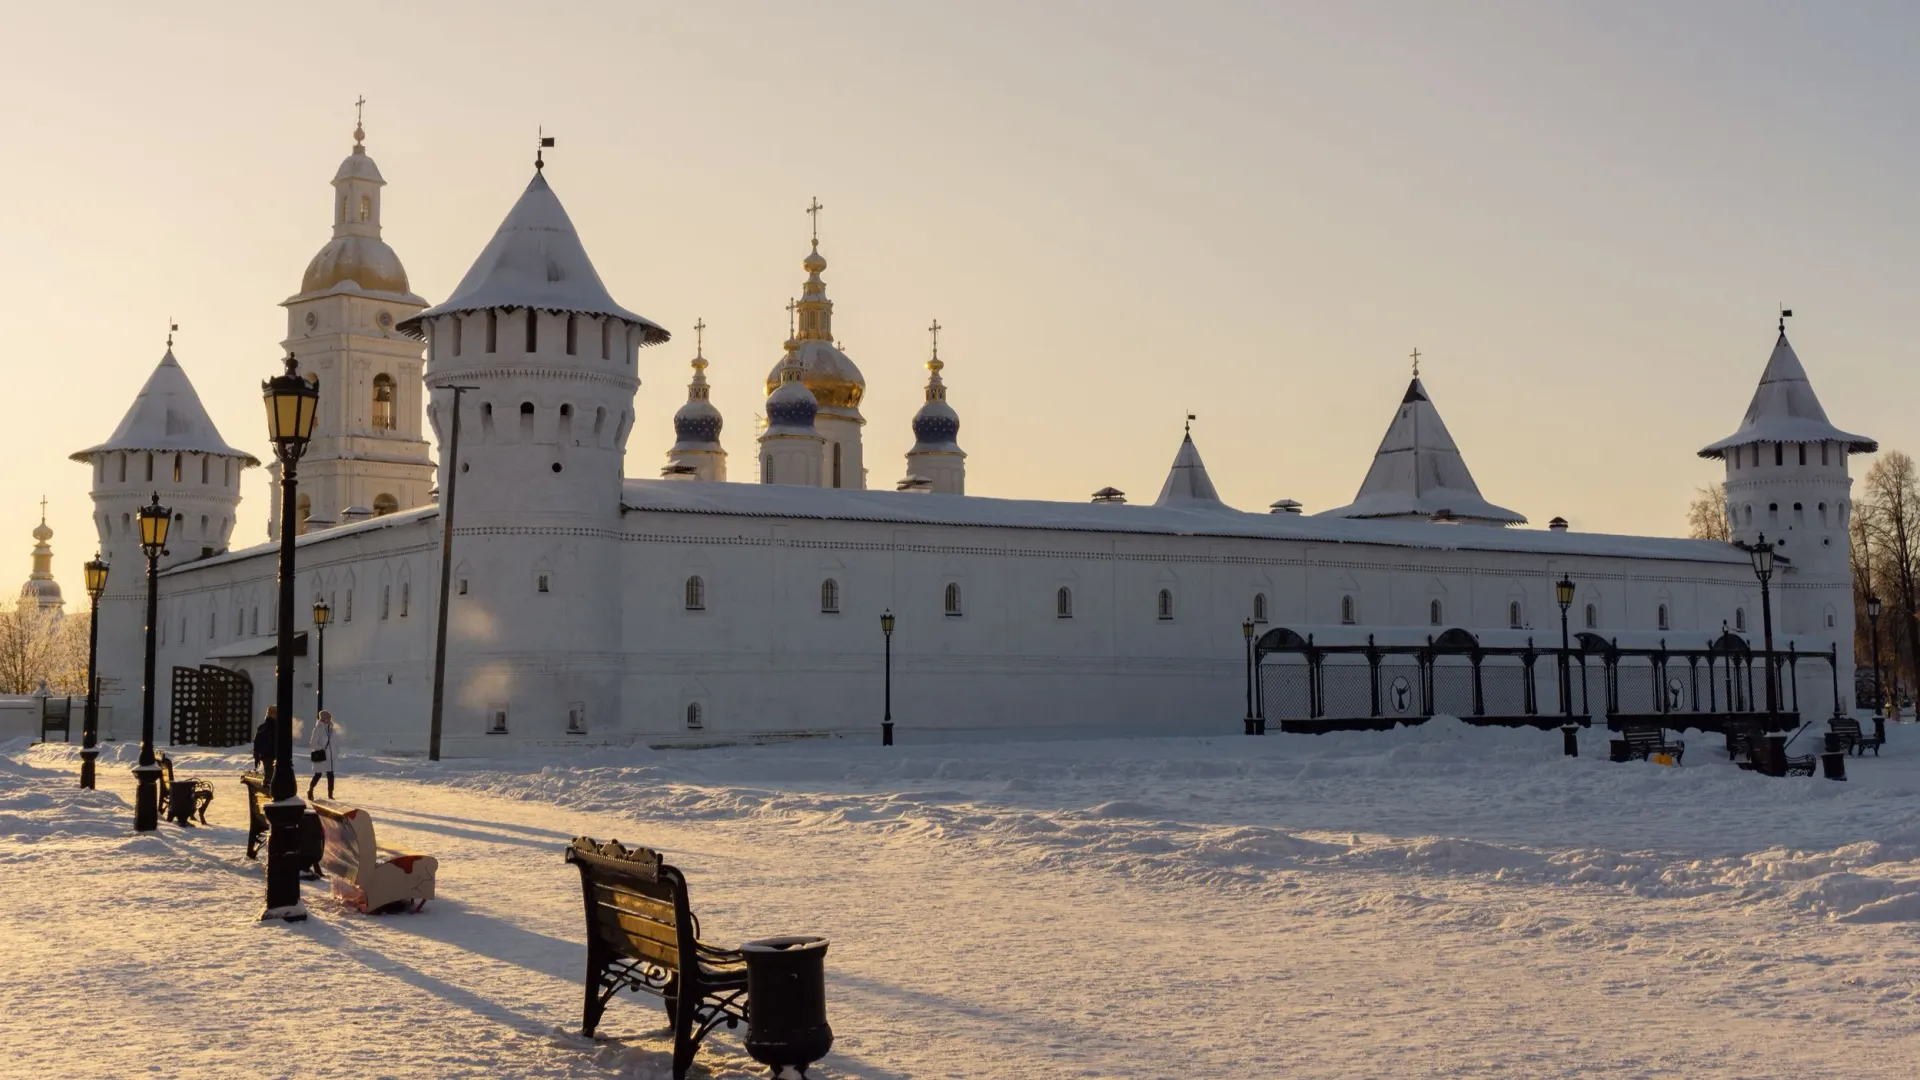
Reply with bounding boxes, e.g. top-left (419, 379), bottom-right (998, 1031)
top-left (806, 196), bottom-right (824, 244)
top-left (353, 95), bottom-right (366, 145)
top-left (1410, 347), bottom-right (1421, 378)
